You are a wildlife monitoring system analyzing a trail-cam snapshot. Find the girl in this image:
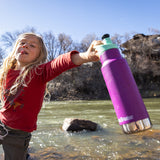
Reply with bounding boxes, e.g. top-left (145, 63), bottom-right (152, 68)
top-left (0, 32), bottom-right (102, 160)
